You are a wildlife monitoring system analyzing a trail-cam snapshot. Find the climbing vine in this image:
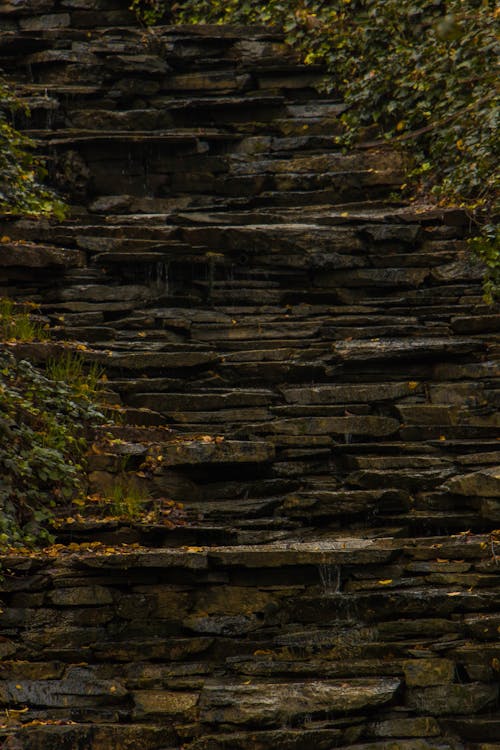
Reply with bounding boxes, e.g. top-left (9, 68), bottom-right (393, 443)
top-left (163, 0), bottom-right (498, 296)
